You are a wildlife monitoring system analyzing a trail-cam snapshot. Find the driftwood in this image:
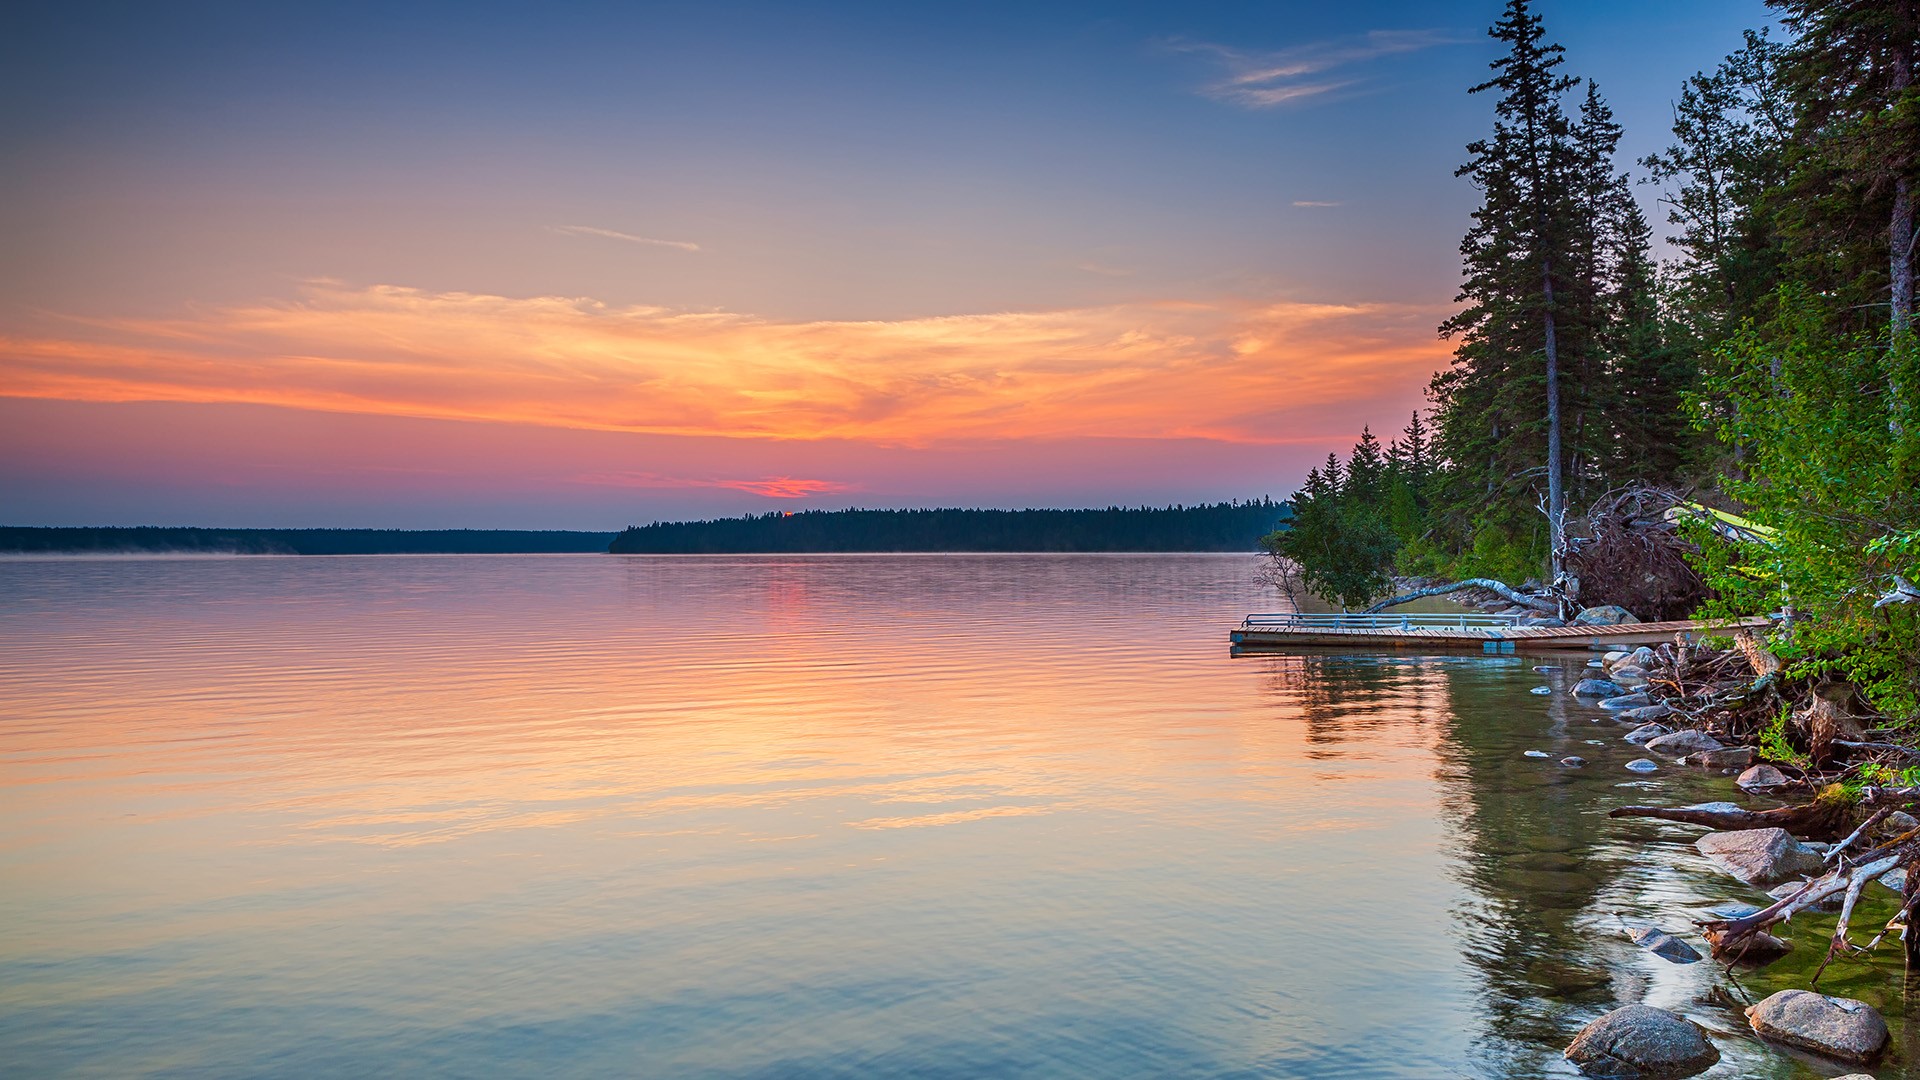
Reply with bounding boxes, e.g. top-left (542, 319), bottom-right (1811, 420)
top-left (1362, 578), bottom-right (1555, 615)
top-left (1699, 825), bottom-right (1920, 973)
